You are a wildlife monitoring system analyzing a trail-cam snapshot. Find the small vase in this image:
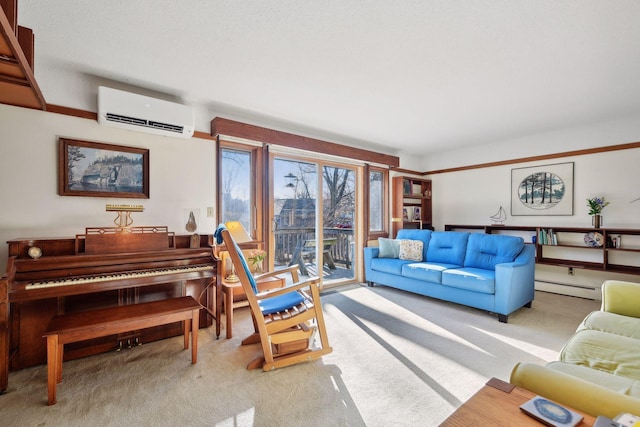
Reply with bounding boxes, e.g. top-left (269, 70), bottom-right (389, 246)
top-left (254, 263), bottom-right (263, 274)
top-left (592, 214), bottom-right (602, 228)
